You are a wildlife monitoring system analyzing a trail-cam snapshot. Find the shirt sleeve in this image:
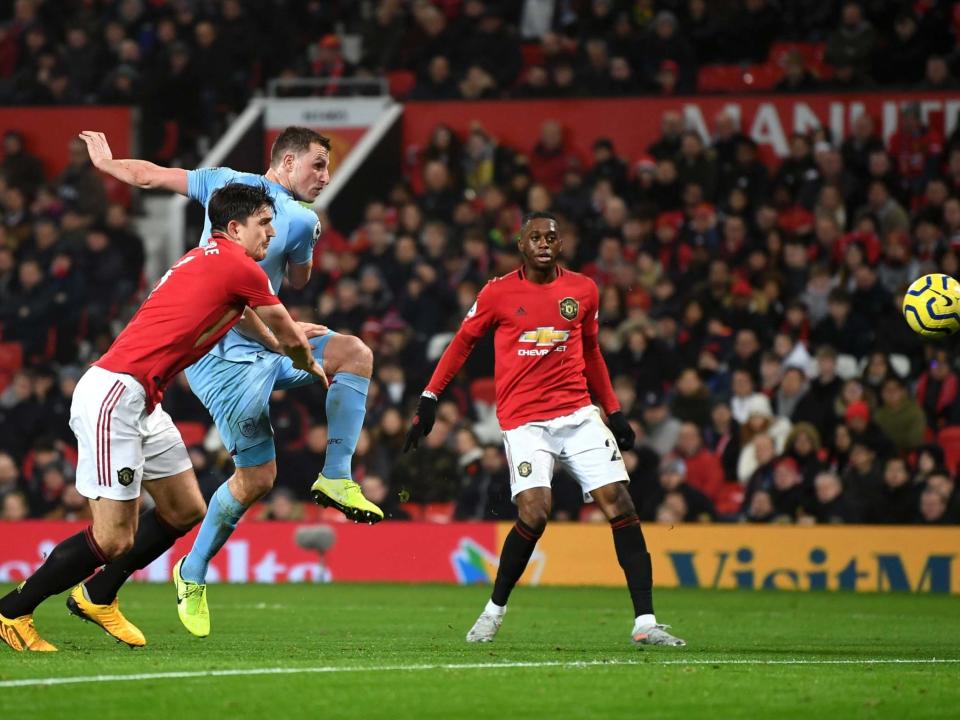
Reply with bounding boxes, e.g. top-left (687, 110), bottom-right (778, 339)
top-left (581, 281), bottom-right (620, 415)
top-left (234, 259), bottom-right (281, 309)
top-left (425, 281), bottom-right (499, 396)
top-left (187, 167), bottom-right (240, 205)
top-left (288, 209), bottom-right (321, 266)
